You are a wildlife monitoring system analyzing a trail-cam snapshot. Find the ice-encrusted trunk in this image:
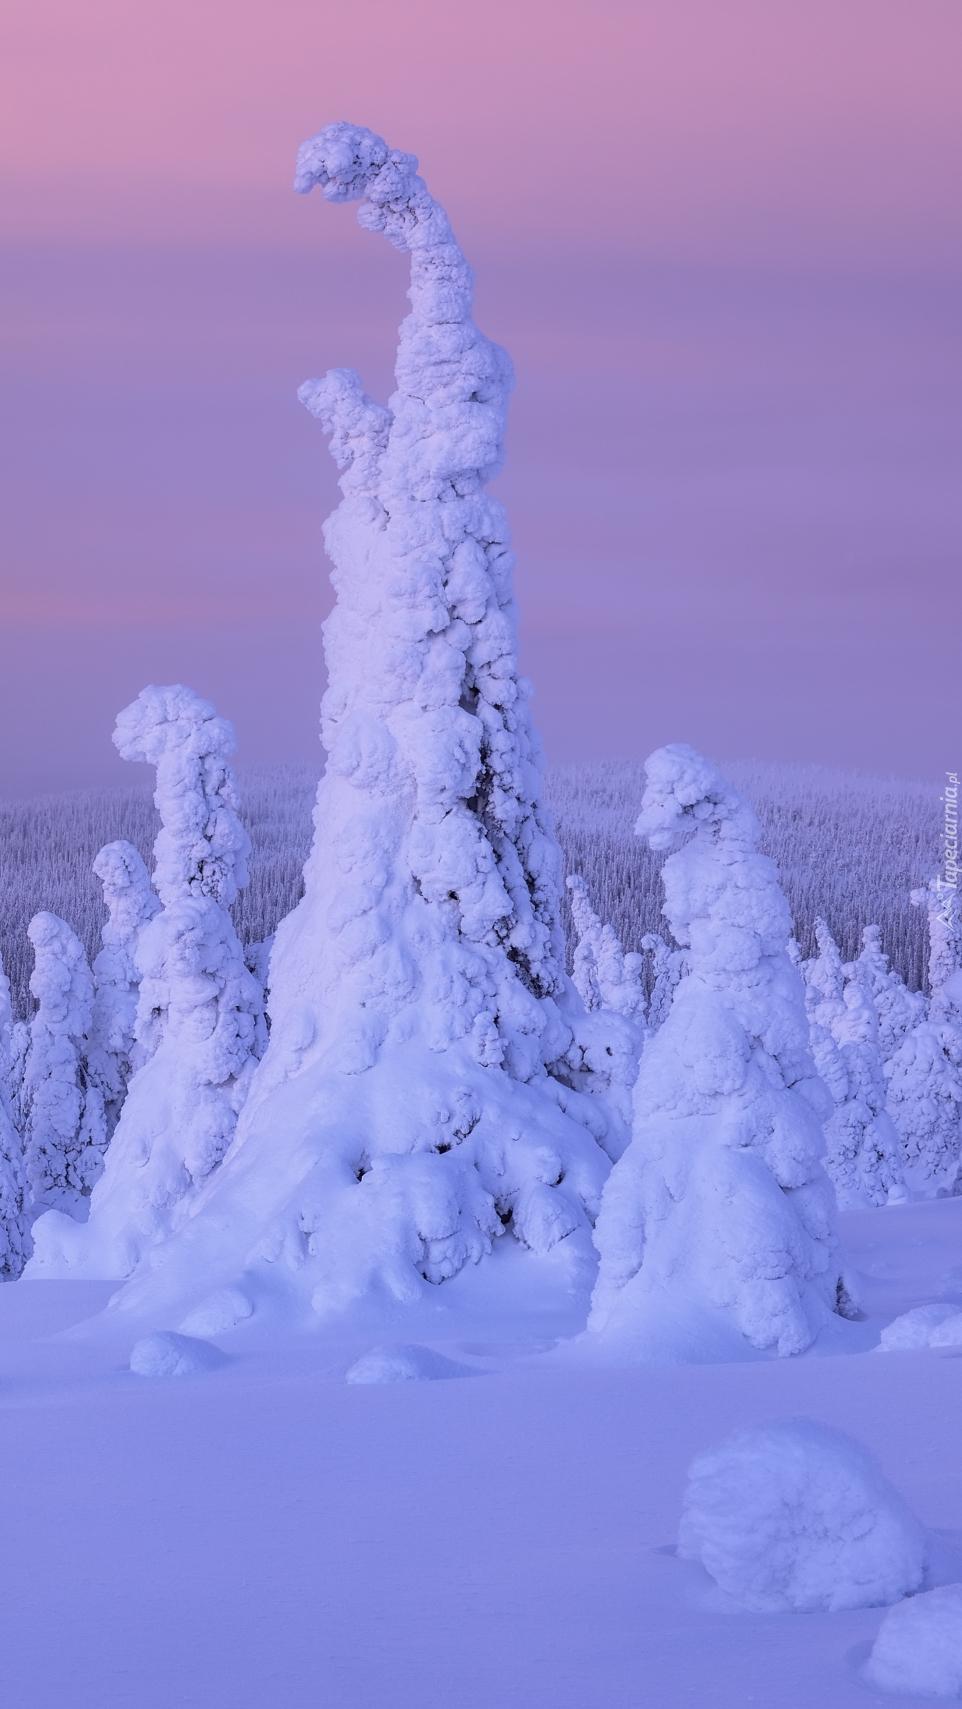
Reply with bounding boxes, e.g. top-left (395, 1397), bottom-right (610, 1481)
top-left (0, 954), bottom-right (30, 1277)
top-left (590, 745), bottom-right (848, 1360)
top-left (87, 840), bottom-right (161, 1140)
top-left (28, 687), bottom-right (264, 1278)
top-left (802, 920), bottom-right (905, 1209)
top-left (97, 122), bottom-right (619, 1329)
top-left (22, 913), bottom-right (105, 1218)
